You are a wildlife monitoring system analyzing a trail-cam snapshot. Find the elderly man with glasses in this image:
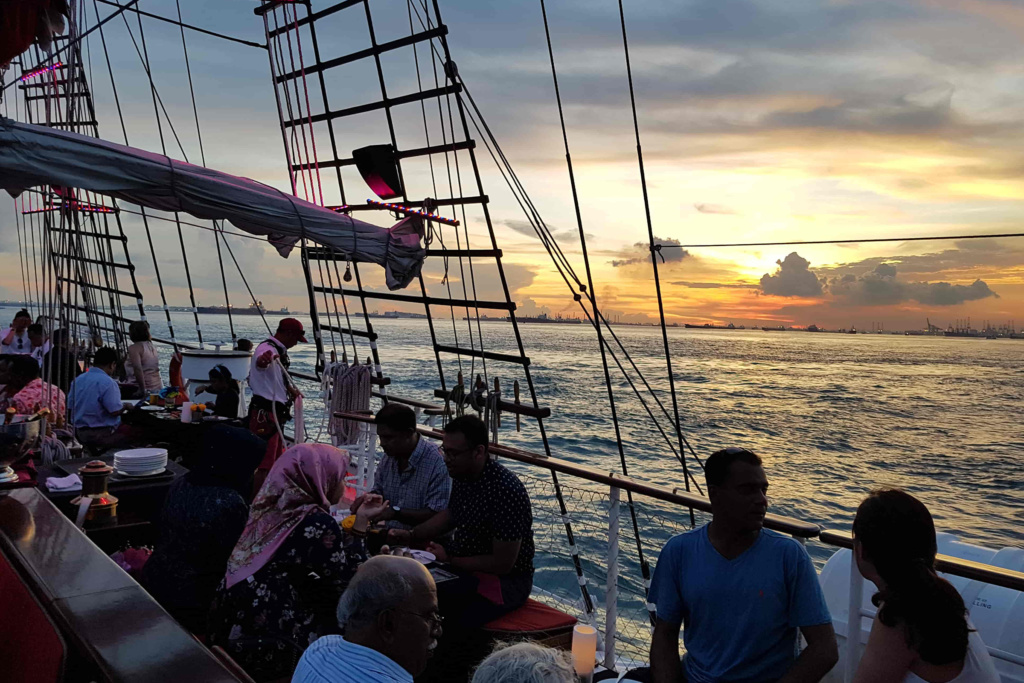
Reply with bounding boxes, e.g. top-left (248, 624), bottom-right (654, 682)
top-left (292, 555), bottom-right (442, 683)
top-left (387, 414), bottom-right (535, 682)
top-left (646, 447), bottom-right (838, 683)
